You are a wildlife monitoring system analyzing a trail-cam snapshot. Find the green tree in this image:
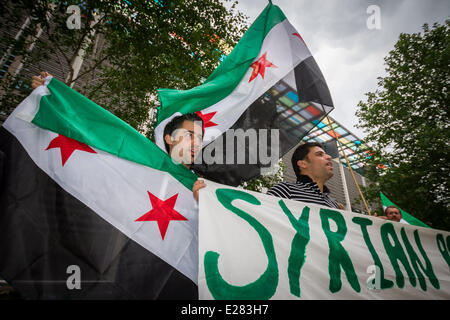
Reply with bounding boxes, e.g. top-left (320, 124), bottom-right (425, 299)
top-left (356, 21), bottom-right (450, 231)
top-left (0, 0), bottom-right (247, 137)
